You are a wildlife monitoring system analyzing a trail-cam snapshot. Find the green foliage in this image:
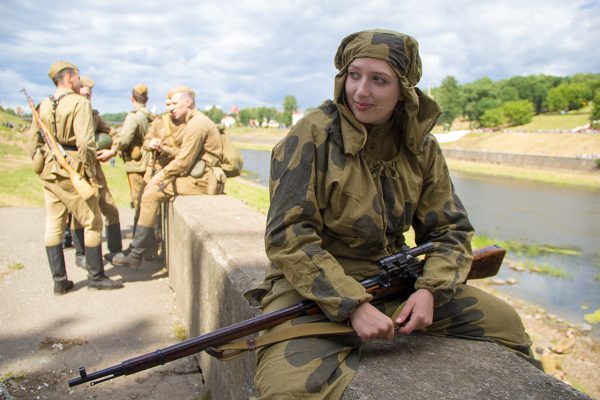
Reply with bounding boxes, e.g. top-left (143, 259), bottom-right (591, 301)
top-left (101, 112), bottom-right (127, 123)
top-left (591, 95), bottom-right (600, 128)
top-left (238, 106), bottom-right (278, 126)
top-left (281, 95), bottom-right (298, 127)
top-left (584, 309), bottom-right (600, 324)
top-left (547, 83), bottom-right (593, 112)
top-left (204, 106), bottom-right (225, 124)
top-left (480, 107), bottom-right (506, 128)
top-left (502, 100), bottom-right (535, 126)
top-left (432, 76), bottom-right (464, 129)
